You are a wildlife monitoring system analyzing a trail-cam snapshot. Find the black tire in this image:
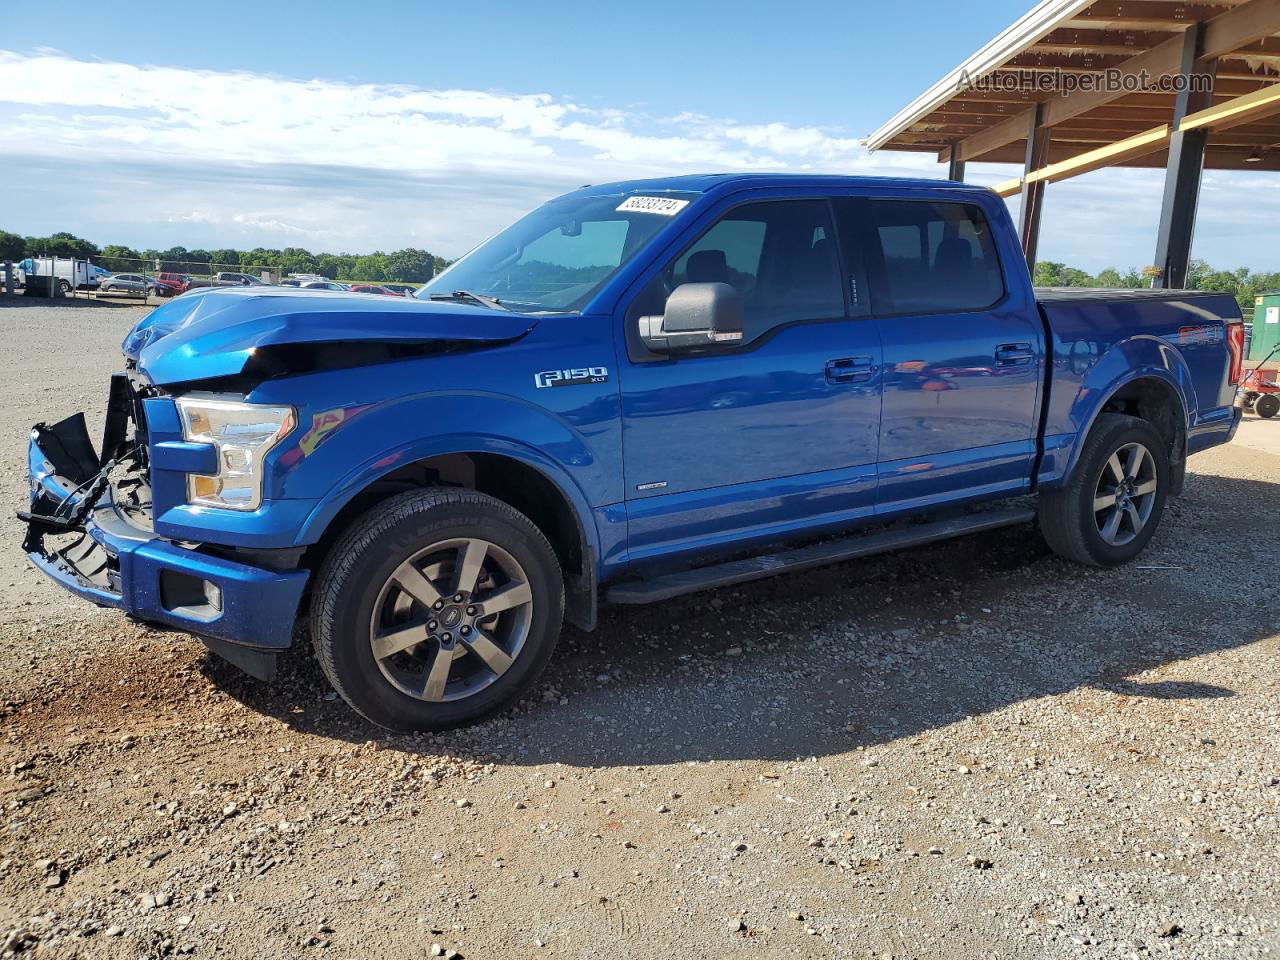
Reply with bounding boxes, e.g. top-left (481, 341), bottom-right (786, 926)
top-left (1038, 413), bottom-right (1170, 567)
top-left (58, 280), bottom-right (71, 295)
top-left (1256, 394), bottom-right (1280, 419)
top-left (310, 488), bottom-right (564, 731)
